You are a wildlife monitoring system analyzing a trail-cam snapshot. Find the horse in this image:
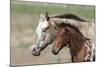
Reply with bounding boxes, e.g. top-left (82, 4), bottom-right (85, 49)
top-left (30, 13), bottom-right (56, 56)
top-left (52, 23), bottom-right (95, 62)
top-left (30, 12), bottom-right (95, 57)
